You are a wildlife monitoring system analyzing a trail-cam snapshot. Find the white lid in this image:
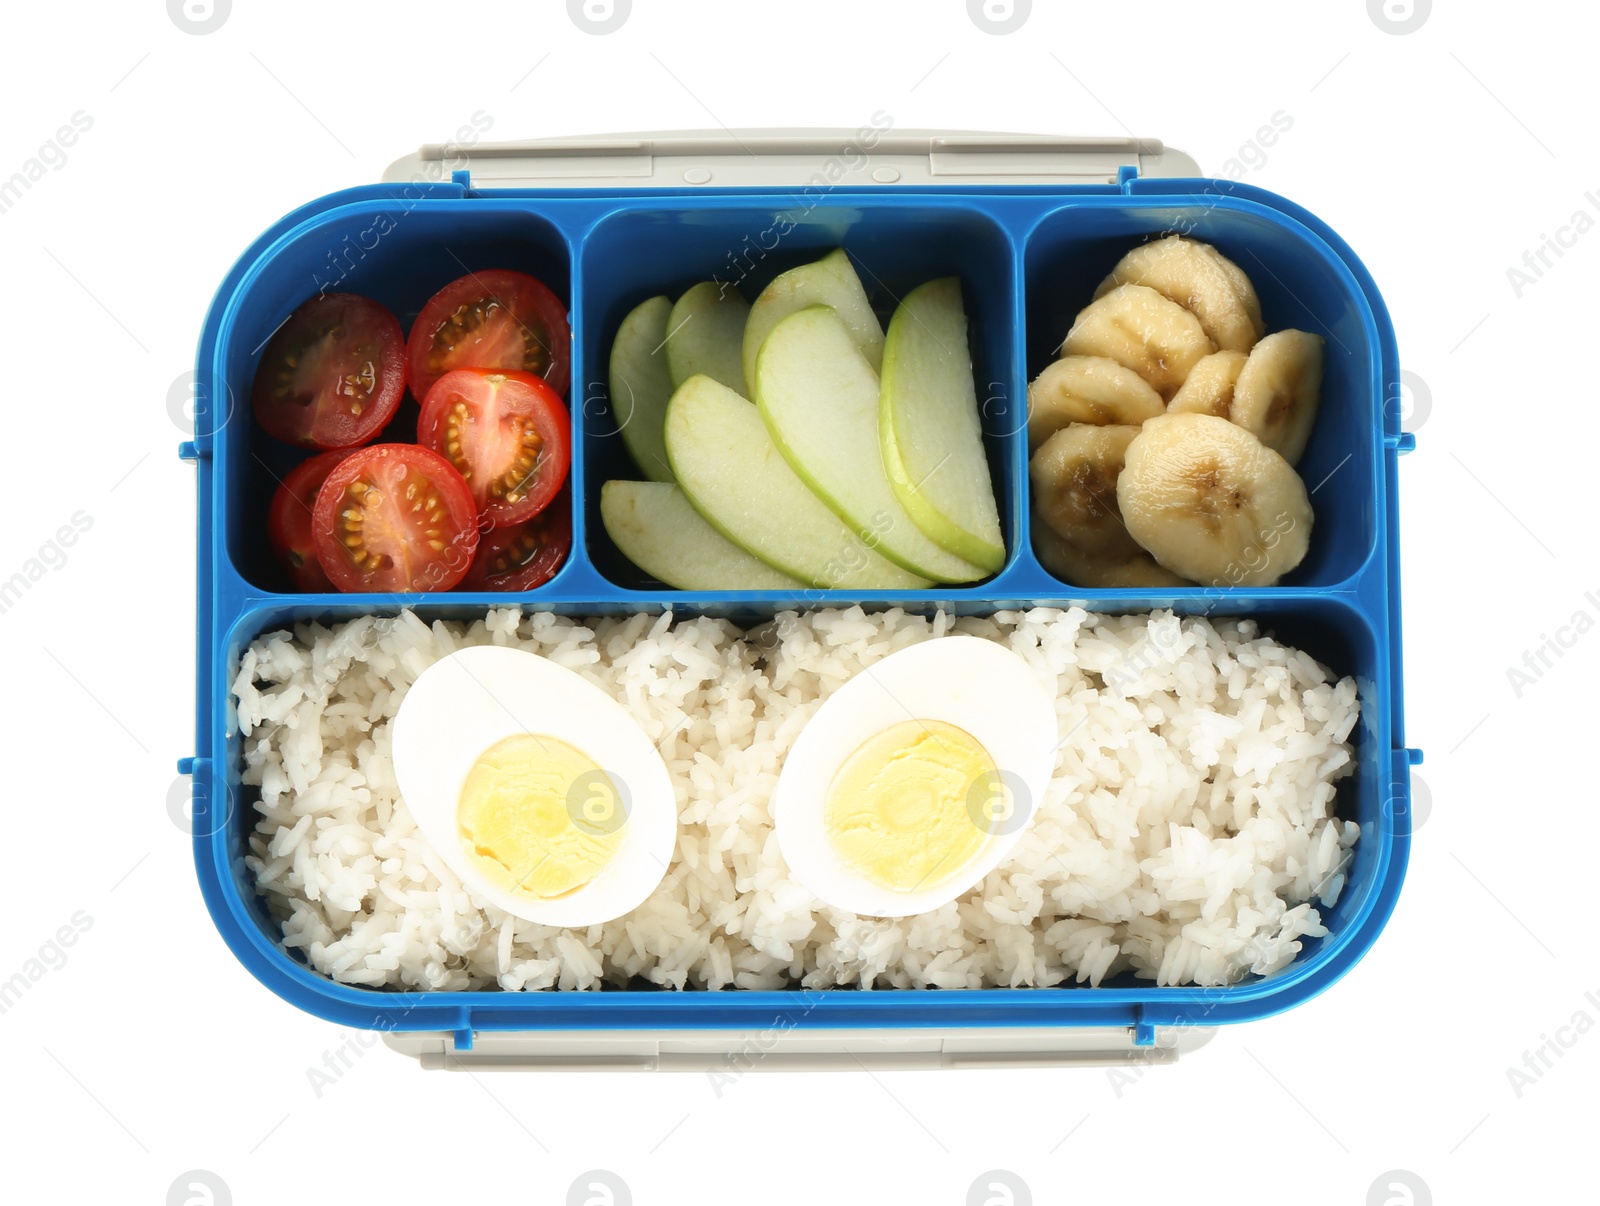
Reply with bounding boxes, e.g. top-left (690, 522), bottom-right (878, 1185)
top-left (383, 128), bottom-right (1199, 190)
top-left (384, 1023), bottom-right (1217, 1069)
